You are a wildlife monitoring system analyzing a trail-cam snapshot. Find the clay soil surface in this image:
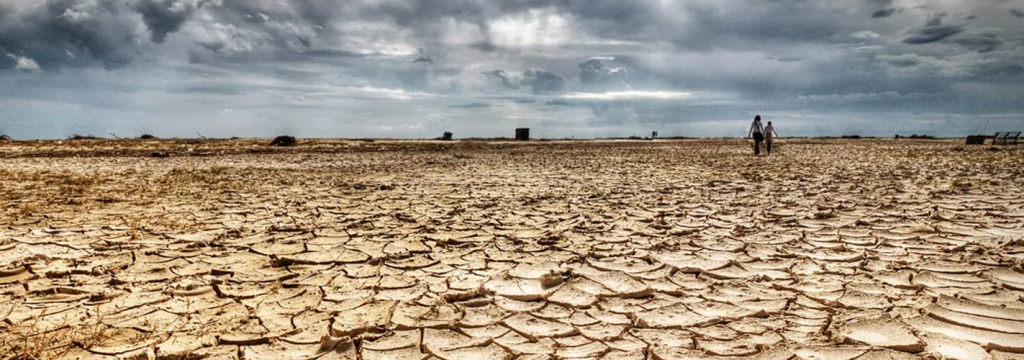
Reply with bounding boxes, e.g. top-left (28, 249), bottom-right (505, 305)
top-left (1, 138), bottom-right (1023, 360)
